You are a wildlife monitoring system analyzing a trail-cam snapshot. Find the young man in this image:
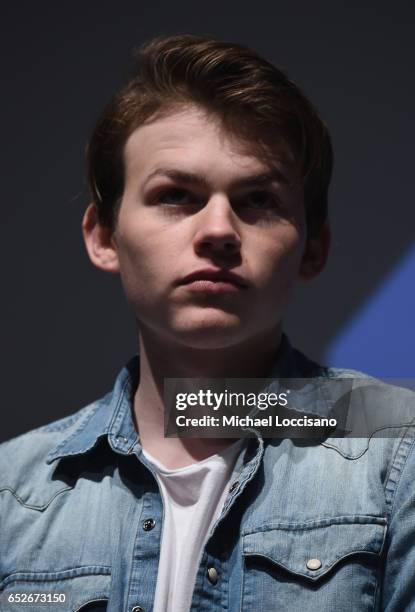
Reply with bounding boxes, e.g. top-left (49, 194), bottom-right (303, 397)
top-left (0, 34), bottom-right (414, 612)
